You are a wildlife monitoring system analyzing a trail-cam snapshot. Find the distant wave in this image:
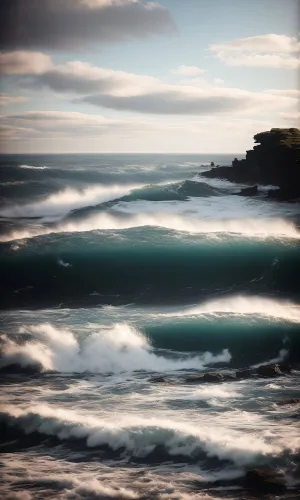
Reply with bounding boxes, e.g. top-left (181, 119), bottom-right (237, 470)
top-left (0, 180), bottom-right (223, 221)
top-left (1, 212), bottom-right (299, 242)
top-left (0, 322), bottom-right (230, 374)
top-left (20, 164), bottom-right (49, 170)
top-left (161, 295), bottom-right (300, 323)
top-left (0, 184), bottom-right (143, 220)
